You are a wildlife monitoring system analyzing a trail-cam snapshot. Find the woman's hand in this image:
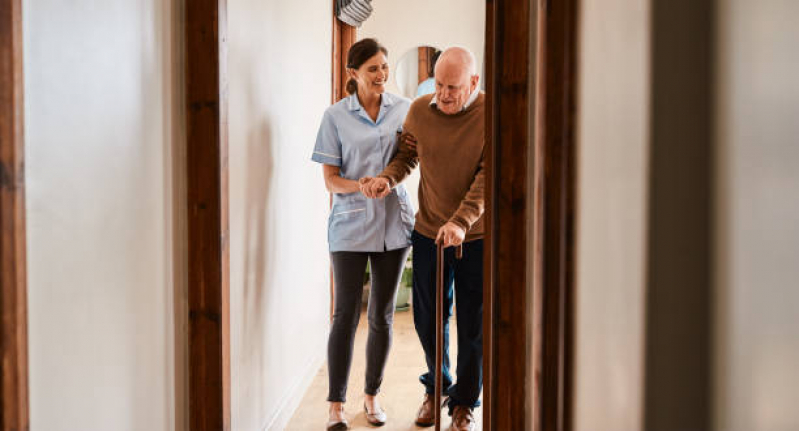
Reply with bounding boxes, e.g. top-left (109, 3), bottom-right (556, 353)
top-left (402, 133), bottom-right (418, 152)
top-left (358, 177), bottom-right (374, 196)
top-left (360, 177), bottom-right (391, 199)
